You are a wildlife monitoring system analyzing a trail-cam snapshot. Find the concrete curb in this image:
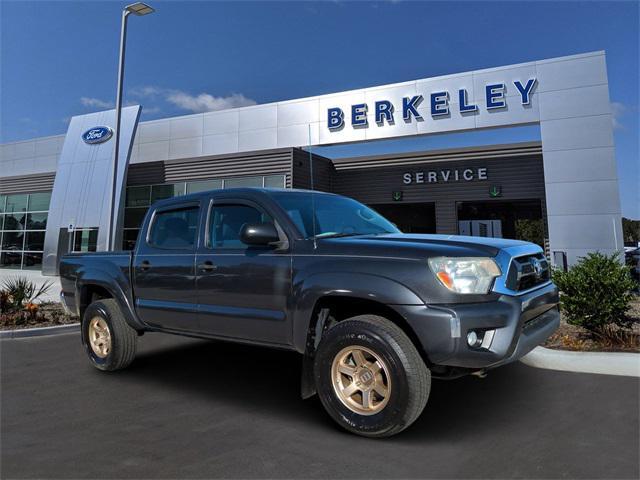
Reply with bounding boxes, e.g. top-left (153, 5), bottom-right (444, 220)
top-left (0, 323), bottom-right (80, 339)
top-left (520, 346), bottom-right (640, 377)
